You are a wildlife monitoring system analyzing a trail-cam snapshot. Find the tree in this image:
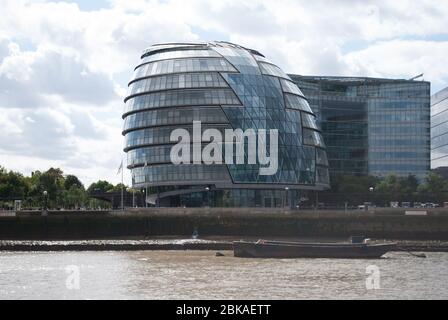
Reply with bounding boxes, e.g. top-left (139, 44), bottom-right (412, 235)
top-left (35, 168), bottom-right (65, 208)
top-left (64, 175), bottom-right (84, 190)
top-left (319, 174), bottom-right (379, 206)
top-left (109, 183), bottom-right (128, 193)
top-left (0, 167), bottom-right (29, 199)
top-left (418, 173), bottom-right (448, 204)
top-left (62, 185), bottom-right (87, 209)
top-left (87, 180), bottom-right (114, 194)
